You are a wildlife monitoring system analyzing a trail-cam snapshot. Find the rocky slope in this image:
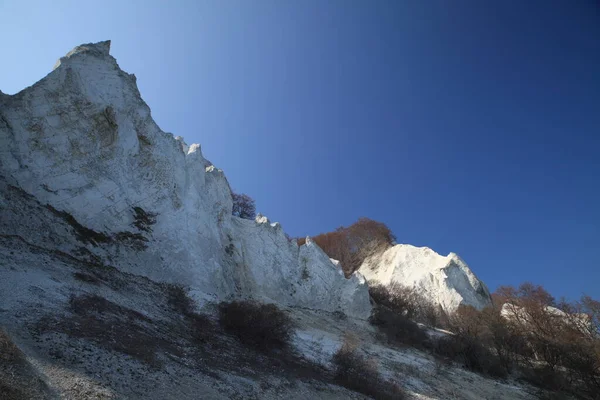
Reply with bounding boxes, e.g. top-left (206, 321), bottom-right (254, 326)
top-left (0, 41), bottom-right (542, 400)
top-left (359, 244), bottom-right (492, 312)
top-left (0, 40), bottom-right (370, 319)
